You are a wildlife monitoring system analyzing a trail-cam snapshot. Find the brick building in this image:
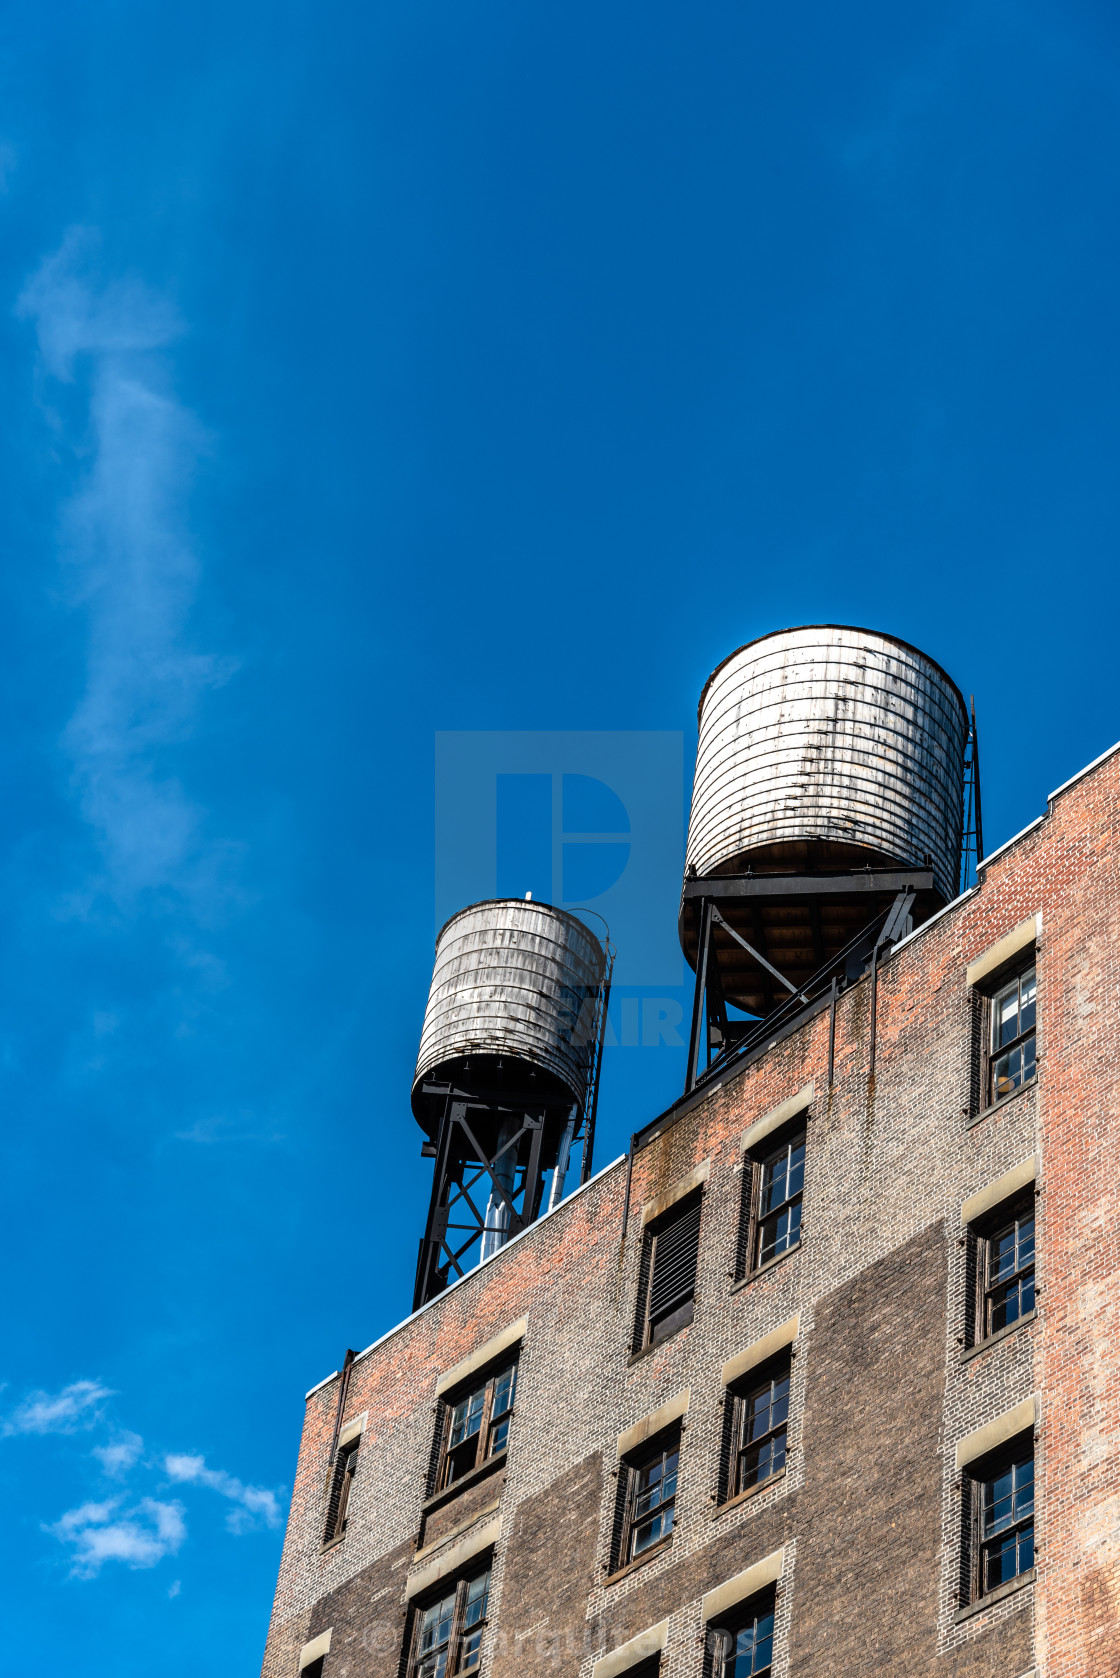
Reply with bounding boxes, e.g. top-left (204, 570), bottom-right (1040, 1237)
top-left (260, 666), bottom-right (1120, 1678)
